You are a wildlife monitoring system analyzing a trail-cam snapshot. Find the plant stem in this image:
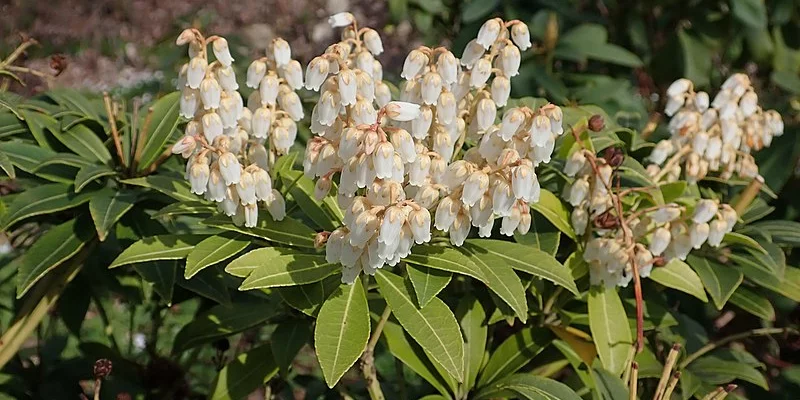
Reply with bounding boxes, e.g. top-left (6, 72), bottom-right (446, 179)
top-left (679, 327), bottom-right (795, 369)
top-left (360, 306), bottom-right (391, 400)
top-left (732, 176), bottom-right (763, 215)
top-left (93, 378), bottom-right (102, 400)
top-left (103, 93), bottom-right (126, 167)
top-left (653, 145), bottom-right (691, 182)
